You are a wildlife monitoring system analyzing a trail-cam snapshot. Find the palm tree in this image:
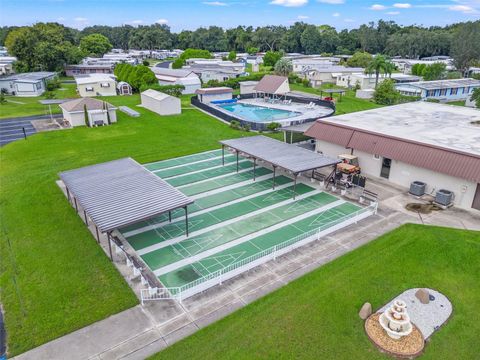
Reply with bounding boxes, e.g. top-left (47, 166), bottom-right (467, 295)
top-left (274, 58), bottom-right (293, 77)
top-left (365, 55), bottom-right (394, 88)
